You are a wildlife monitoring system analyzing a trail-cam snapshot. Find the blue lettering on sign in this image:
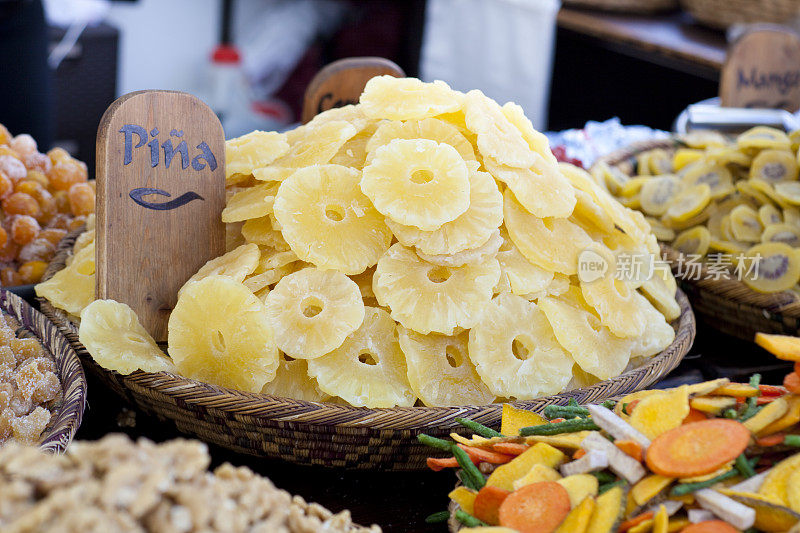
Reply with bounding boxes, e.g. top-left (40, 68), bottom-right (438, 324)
top-left (119, 124), bottom-right (217, 171)
top-left (129, 188), bottom-right (205, 210)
